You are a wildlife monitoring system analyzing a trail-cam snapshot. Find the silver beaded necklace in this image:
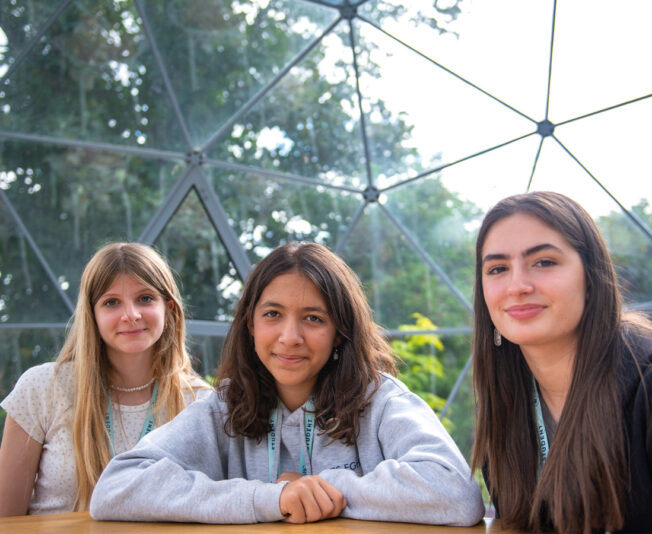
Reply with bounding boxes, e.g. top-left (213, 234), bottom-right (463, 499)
top-left (109, 376), bottom-right (155, 393)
